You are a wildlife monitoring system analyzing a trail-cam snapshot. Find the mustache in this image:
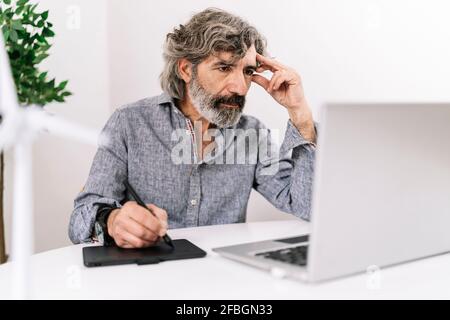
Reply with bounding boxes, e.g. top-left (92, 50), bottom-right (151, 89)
top-left (213, 95), bottom-right (246, 109)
